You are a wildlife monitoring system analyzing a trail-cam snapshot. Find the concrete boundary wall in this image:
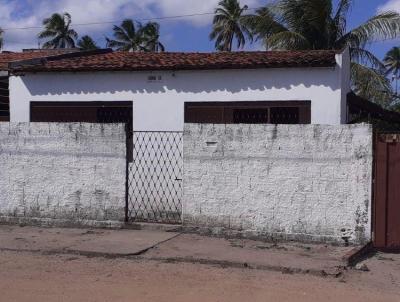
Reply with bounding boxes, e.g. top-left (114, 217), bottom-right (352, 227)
top-left (0, 123), bottom-right (126, 226)
top-left (183, 123), bottom-right (373, 245)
